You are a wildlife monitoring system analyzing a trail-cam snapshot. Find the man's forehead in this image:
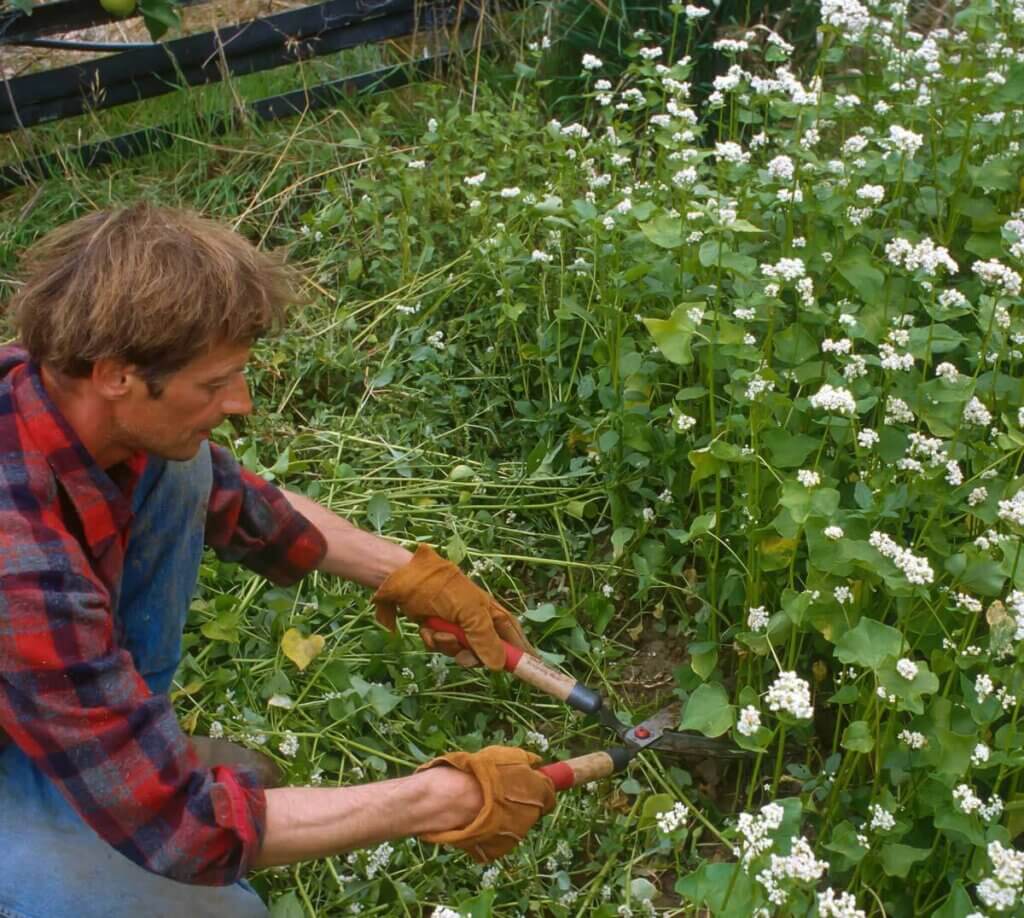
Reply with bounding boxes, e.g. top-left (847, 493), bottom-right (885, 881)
top-left (183, 341), bottom-right (252, 377)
